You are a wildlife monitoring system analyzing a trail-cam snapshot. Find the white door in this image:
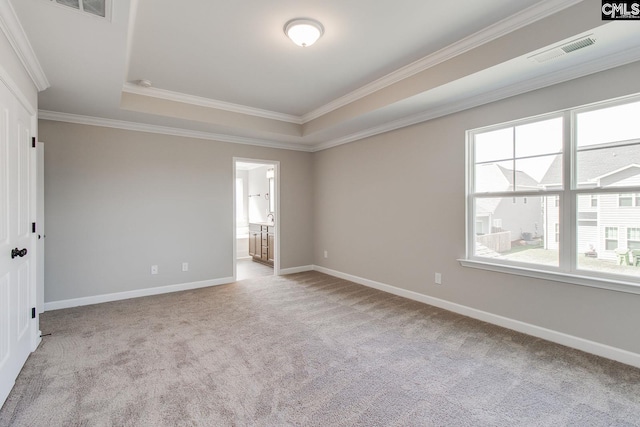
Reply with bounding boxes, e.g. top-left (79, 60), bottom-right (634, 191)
top-left (0, 79), bottom-right (36, 405)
